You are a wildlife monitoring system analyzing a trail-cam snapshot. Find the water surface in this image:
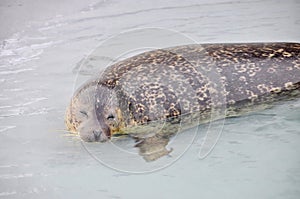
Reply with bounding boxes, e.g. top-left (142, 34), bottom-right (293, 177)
top-left (0, 0), bottom-right (300, 198)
